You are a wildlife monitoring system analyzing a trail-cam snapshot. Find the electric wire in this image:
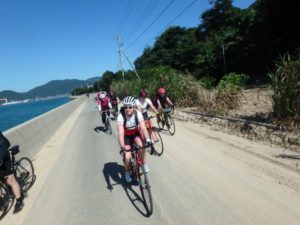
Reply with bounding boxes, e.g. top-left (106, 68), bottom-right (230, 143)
top-left (125, 0), bottom-right (176, 50)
